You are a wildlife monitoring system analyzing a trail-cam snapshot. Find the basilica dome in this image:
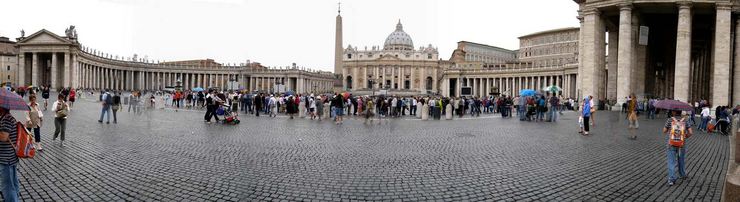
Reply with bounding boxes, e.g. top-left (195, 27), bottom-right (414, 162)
top-left (383, 21), bottom-right (414, 51)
